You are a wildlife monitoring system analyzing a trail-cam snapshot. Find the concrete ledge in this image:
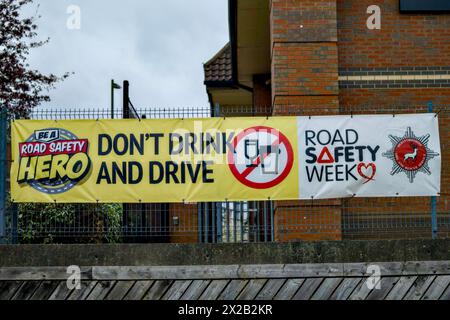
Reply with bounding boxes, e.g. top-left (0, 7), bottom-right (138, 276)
top-left (0, 240), bottom-right (449, 267)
